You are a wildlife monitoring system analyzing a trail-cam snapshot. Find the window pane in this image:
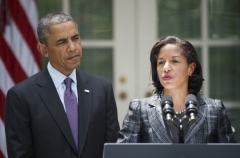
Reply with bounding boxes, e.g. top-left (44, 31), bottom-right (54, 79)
top-left (195, 47), bottom-right (202, 64)
top-left (194, 47), bottom-right (204, 93)
top-left (79, 48), bottom-right (113, 83)
top-left (157, 0), bottom-right (201, 39)
top-left (70, 0), bottom-right (113, 40)
top-left (37, 0), bottom-right (62, 19)
top-left (37, 0), bottom-right (62, 68)
top-left (208, 0), bottom-right (240, 39)
top-left (228, 109), bottom-right (240, 142)
top-left (209, 47), bottom-right (240, 101)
